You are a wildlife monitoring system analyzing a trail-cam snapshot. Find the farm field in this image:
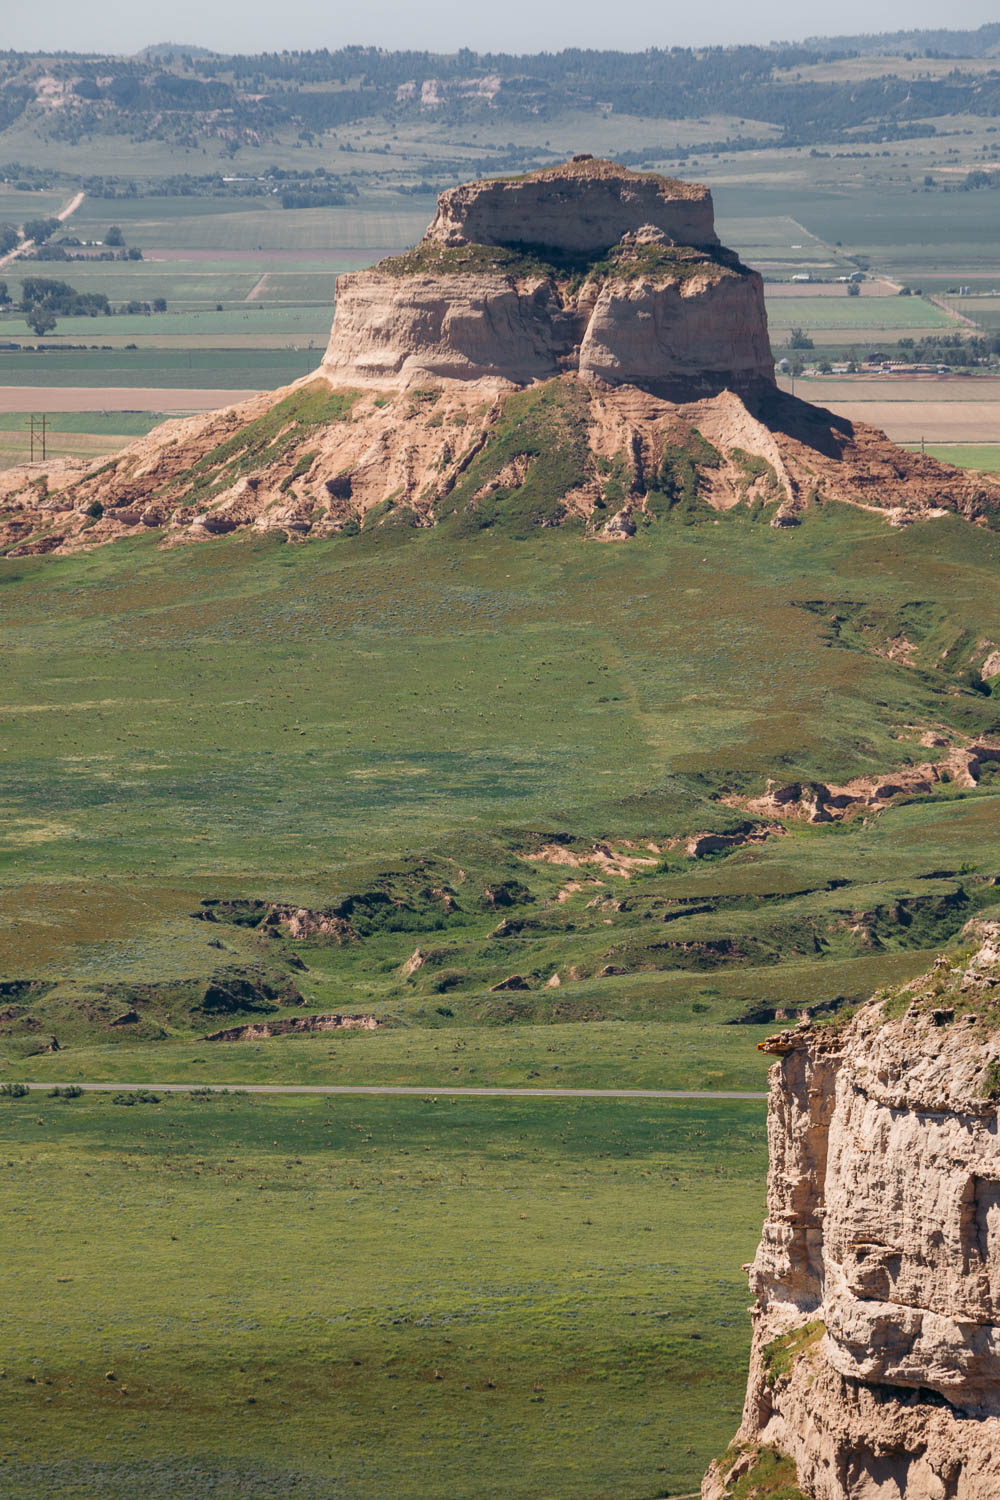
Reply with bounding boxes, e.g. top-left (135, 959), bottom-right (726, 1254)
top-left (776, 375), bottom-right (1000, 442)
top-left (1, 261), bottom-right (352, 309)
top-left (0, 1090), bottom-right (767, 1500)
top-left (70, 195), bottom-right (437, 254)
top-left (0, 348), bottom-right (314, 389)
top-left (799, 399), bottom-right (1000, 443)
top-left (902, 443), bottom-right (1000, 472)
top-left (715, 182), bottom-right (1000, 276)
top-left (0, 412), bottom-right (167, 468)
top-left (763, 294), bottom-right (954, 331)
top-left (0, 387), bottom-right (259, 416)
top-left (0, 305), bottom-right (334, 344)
